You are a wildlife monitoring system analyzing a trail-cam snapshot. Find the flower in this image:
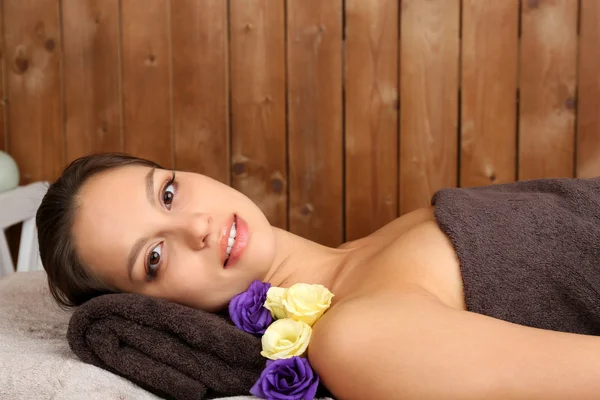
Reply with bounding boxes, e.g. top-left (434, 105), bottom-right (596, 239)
top-left (264, 287), bottom-right (287, 320)
top-left (228, 280), bottom-right (273, 335)
top-left (250, 357), bottom-right (320, 400)
top-left (261, 318), bottom-right (312, 360)
top-left (281, 283), bottom-right (334, 326)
